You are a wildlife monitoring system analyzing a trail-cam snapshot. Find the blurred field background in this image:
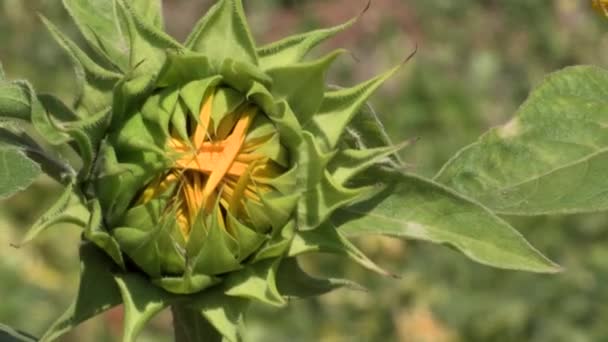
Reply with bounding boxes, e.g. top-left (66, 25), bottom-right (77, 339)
top-left (2, 1), bottom-right (608, 341)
